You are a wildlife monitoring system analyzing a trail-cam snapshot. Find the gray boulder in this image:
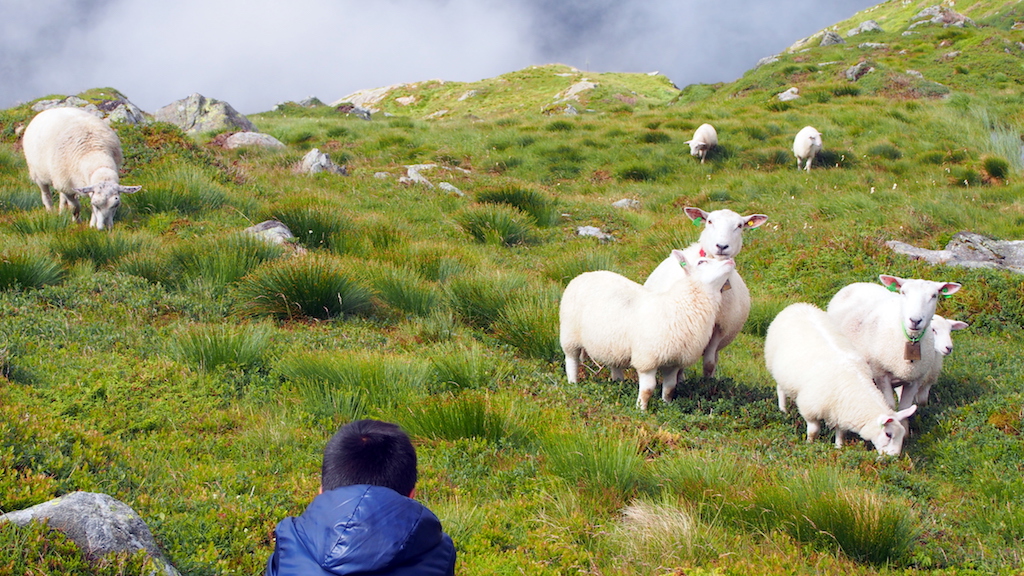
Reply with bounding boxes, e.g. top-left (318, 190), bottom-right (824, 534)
top-left (0, 492), bottom-right (180, 576)
top-left (224, 132), bottom-right (285, 150)
top-left (612, 198), bottom-right (640, 209)
top-left (887, 231), bottom-right (1024, 274)
top-left (846, 61), bottom-right (875, 81)
top-left (438, 182), bottom-right (465, 196)
top-left (847, 20), bottom-right (883, 36)
top-left (577, 226), bottom-right (614, 241)
top-left (31, 94), bottom-right (148, 125)
top-left (777, 87), bottom-right (801, 102)
top-left (819, 31), bottom-right (846, 46)
top-left (154, 93), bottom-right (256, 135)
top-left (300, 148), bottom-right (348, 175)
